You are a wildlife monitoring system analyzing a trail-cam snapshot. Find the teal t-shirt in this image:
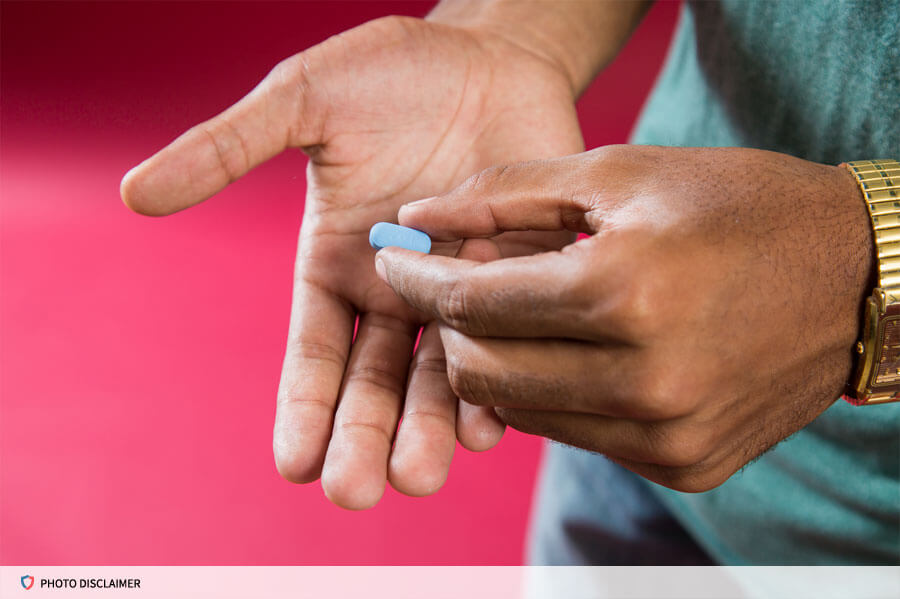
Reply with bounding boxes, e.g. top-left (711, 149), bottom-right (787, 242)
top-left (630, 0), bottom-right (900, 564)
